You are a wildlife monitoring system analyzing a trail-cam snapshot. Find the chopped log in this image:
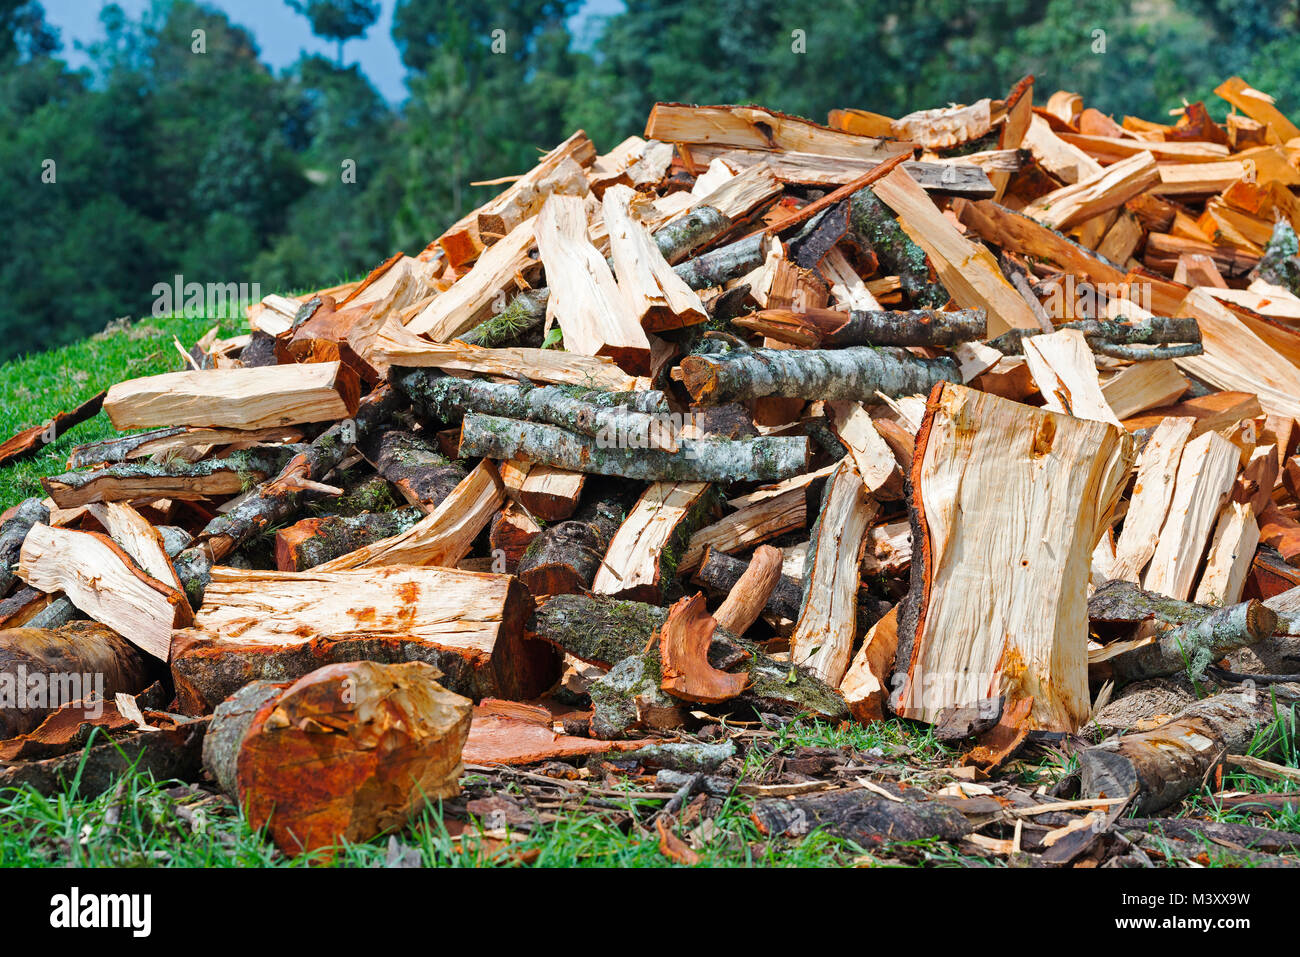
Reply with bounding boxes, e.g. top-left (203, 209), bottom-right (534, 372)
top-left (171, 565), bottom-right (556, 712)
top-left (1193, 502), bottom-right (1260, 608)
top-left (0, 498), bottom-right (48, 599)
top-left (535, 193), bottom-right (651, 373)
top-left (1215, 76), bottom-right (1300, 144)
top-left (869, 166), bottom-right (1042, 334)
top-left (103, 362), bottom-right (358, 431)
top-left (711, 544), bottom-right (783, 637)
top-left (845, 186), bottom-right (947, 309)
top-left (734, 307), bottom-right (986, 348)
top-left (825, 401), bottom-right (904, 499)
top-left (516, 479), bottom-right (629, 596)
top-left (1103, 599), bottom-right (1276, 684)
top-left (592, 481), bottom-right (716, 602)
top-left (861, 519), bottom-right (912, 577)
top-left (393, 370), bottom-right (677, 452)
top-left (17, 524), bottom-right (192, 660)
top-left (1259, 502), bottom-right (1300, 566)
top-left (87, 501), bottom-right (182, 589)
top-left (313, 460), bottom-right (504, 571)
top-left (645, 102), bottom-right (913, 161)
top-left (507, 463), bottom-right (586, 522)
top-left (1023, 150), bottom-right (1160, 231)
top-left (1142, 431), bottom-right (1239, 600)
top-left (691, 146), bottom-right (995, 195)
top-left (840, 604), bottom-right (899, 723)
top-left (658, 593), bottom-right (748, 704)
top-left (790, 458), bottom-right (879, 685)
top-left (1100, 361), bottom-right (1189, 420)
top-left (1021, 328), bottom-right (1121, 425)
top-left (1234, 444), bottom-right (1281, 516)
top-left (897, 383), bottom-right (1133, 731)
top-left (1123, 391), bottom-right (1261, 438)
top-left (488, 502), bottom-right (540, 572)
top-left (678, 345), bottom-right (957, 405)
top-left (41, 446), bottom-right (297, 508)
top-left (274, 508), bottom-right (424, 571)
top-left (1080, 690), bottom-right (1288, 814)
top-left (406, 216), bottom-right (540, 341)
top-left (0, 587), bottom-right (56, 629)
top-left (692, 547), bottom-right (804, 623)
top-left (0, 621), bottom-right (152, 739)
top-left (1110, 416), bottom-right (1195, 583)
top-left (0, 391), bottom-right (105, 467)
top-left (458, 413), bottom-right (809, 484)
top-left (603, 185), bottom-right (707, 331)
top-left (529, 593), bottom-right (848, 719)
top-left (202, 661), bottom-right (472, 857)
top-left (987, 317), bottom-right (1203, 360)
top-left (172, 384), bottom-right (400, 598)
top-left (361, 429), bottom-right (466, 508)
top-left (462, 698), bottom-right (656, 764)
